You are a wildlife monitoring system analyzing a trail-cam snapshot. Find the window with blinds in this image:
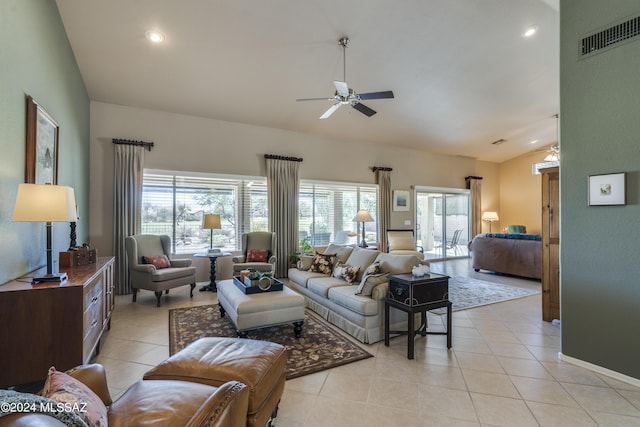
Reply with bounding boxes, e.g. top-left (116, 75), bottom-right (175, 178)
top-left (299, 180), bottom-right (378, 247)
top-left (142, 170), bottom-right (268, 254)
